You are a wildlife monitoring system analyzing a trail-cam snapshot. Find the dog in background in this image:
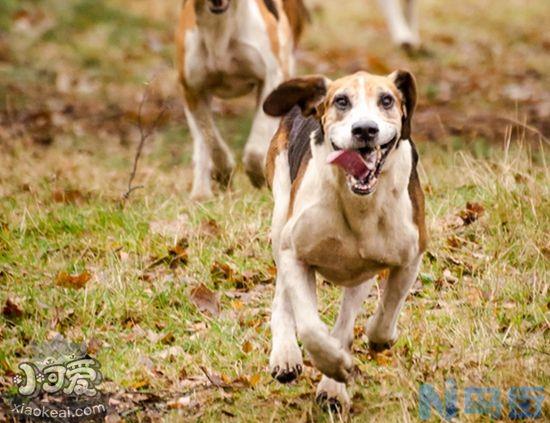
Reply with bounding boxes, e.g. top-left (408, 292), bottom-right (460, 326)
top-left (176, 0), bottom-right (308, 200)
top-left (263, 69), bottom-right (426, 410)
